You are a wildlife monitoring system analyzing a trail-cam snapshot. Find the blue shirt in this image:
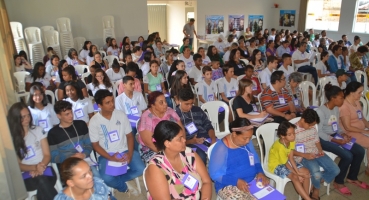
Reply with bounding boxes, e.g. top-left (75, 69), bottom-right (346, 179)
top-left (276, 45), bottom-right (291, 57)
